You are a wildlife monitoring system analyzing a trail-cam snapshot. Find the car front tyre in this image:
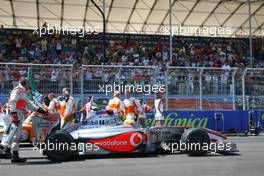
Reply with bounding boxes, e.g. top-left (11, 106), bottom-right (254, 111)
top-left (181, 128), bottom-right (210, 156)
top-left (45, 130), bottom-right (76, 161)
